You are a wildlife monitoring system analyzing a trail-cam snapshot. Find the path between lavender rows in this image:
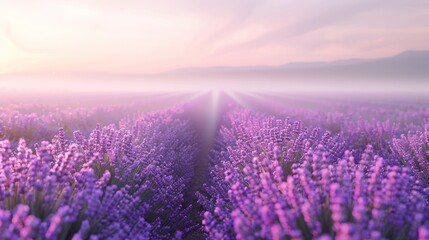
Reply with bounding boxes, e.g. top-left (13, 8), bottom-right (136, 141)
top-left (175, 91), bottom-right (323, 238)
top-left (180, 92), bottom-right (234, 239)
